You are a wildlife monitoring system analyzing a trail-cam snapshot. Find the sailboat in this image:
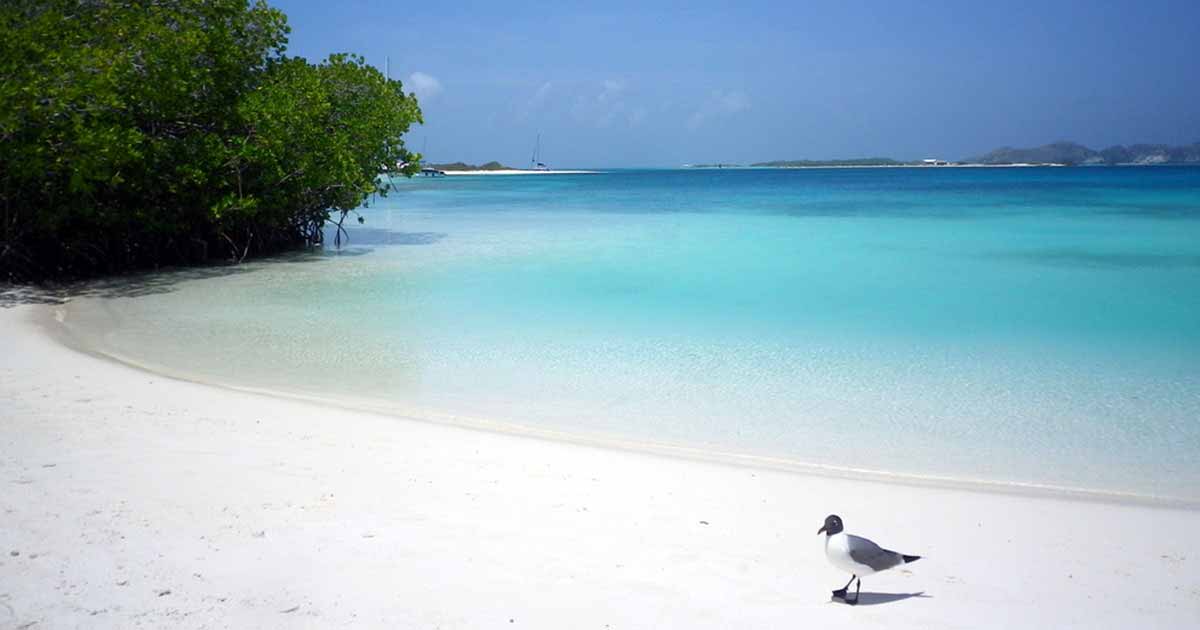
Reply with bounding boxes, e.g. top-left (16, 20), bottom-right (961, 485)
top-left (531, 133), bottom-right (548, 171)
